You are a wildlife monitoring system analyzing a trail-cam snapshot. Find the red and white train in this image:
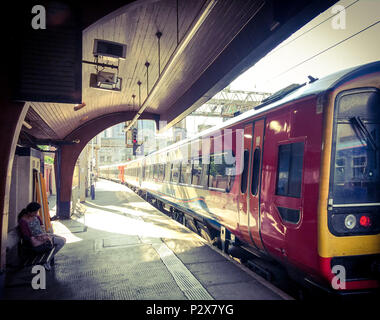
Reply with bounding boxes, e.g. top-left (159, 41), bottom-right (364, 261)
top-left (100, 61), bottom-right (380, 294)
